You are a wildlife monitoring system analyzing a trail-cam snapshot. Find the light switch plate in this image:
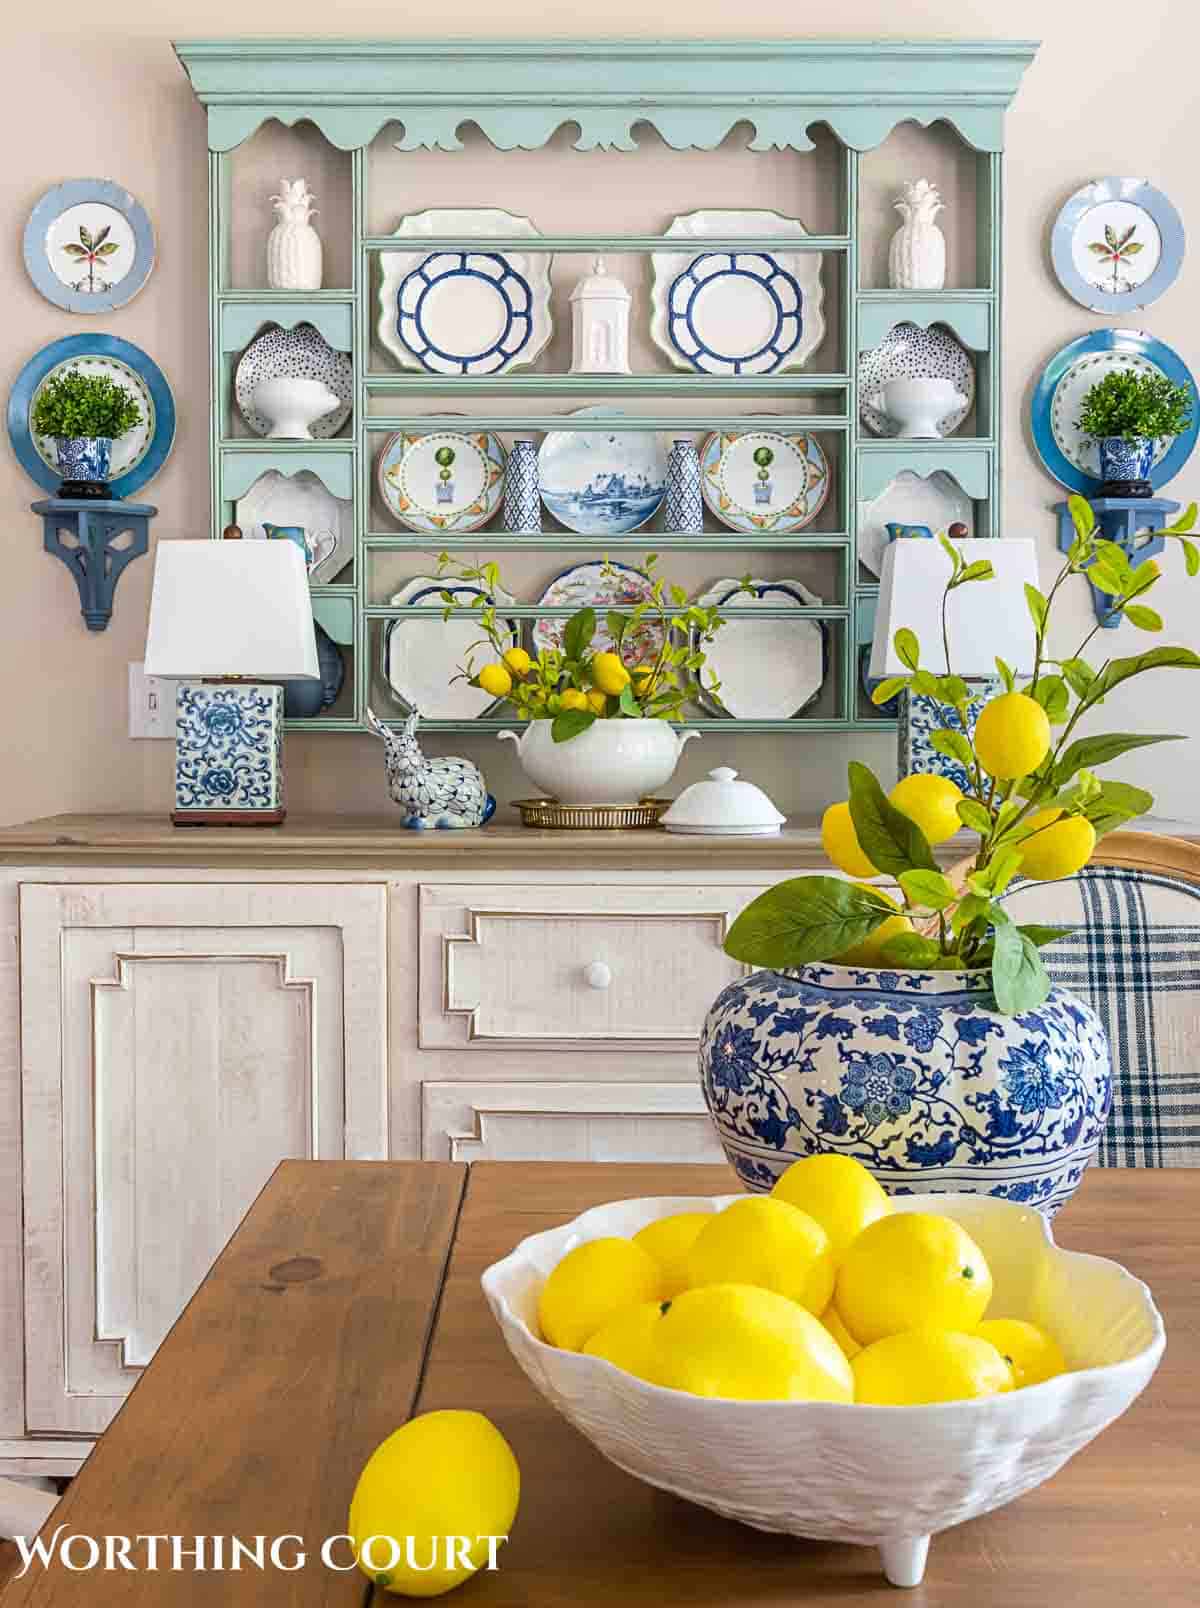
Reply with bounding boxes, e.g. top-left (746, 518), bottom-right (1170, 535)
top-left (128, 661), bottom-right (178, 740)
